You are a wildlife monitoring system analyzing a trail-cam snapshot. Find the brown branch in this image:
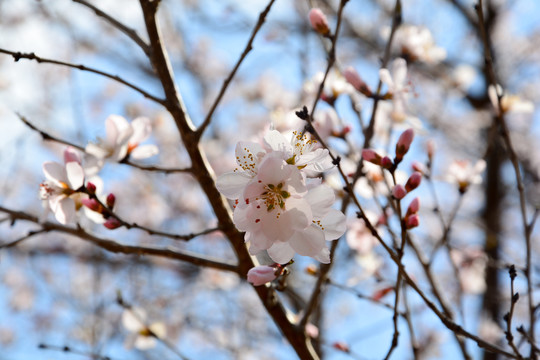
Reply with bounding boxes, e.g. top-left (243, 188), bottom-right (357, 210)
top-left (195, 0), bottom-right (276, 140)
top-left (0, 48), bottom-right (165, 104)
top-left (72, 0), bottom-right (150, 56)
top-left (138, 1), bottom-right (319, 358)
top-left (18, 114), bottom-right (192, 174)
top-left (0, 205), bottom-right (238, 273)
top-left (475, 1), bottom-right (536, 355)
